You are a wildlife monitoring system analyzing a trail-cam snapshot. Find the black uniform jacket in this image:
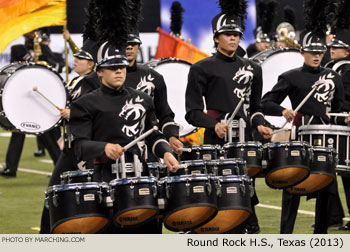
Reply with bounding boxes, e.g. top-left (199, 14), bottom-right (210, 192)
top-left (185, 50), bottom-right (265, 132)
top-left (261, 64), bottom-right (344, 122)
top-left (67, 71), bottom-right (101, 102)
top-left (325, 57), bottom-right (350, 111)
top-left (125, 63), bottom-right (179, 140)
top-left (69, 84), bottom-right (172, 162)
